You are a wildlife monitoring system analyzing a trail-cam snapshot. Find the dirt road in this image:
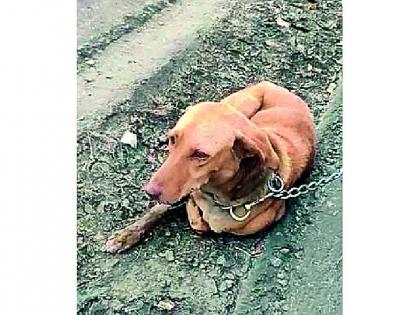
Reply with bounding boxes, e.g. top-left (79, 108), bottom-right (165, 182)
top-left (77, 0), bottom-right (236, 116)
